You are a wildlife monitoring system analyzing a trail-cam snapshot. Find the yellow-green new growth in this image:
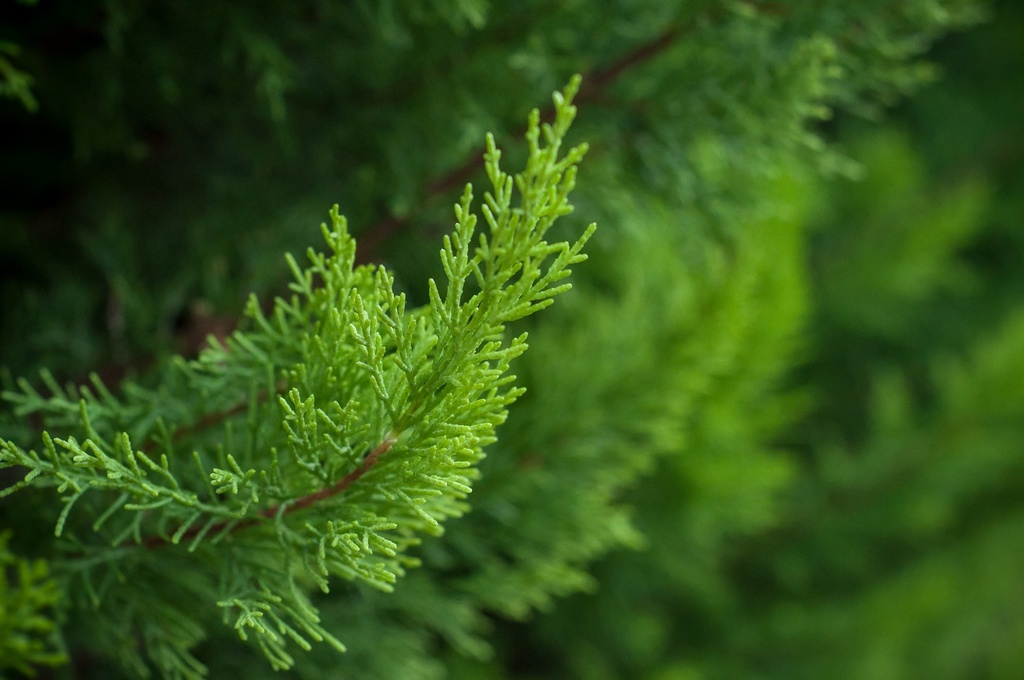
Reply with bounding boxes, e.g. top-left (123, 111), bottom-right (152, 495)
top-left (0, 76), bottom-right (593, 678)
